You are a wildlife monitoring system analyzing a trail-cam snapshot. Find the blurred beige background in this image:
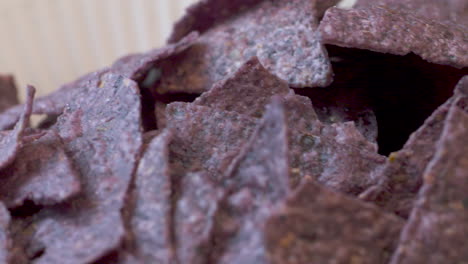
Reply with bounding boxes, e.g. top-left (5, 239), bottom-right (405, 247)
top-left (0, 0), bottom-right (355, 101)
